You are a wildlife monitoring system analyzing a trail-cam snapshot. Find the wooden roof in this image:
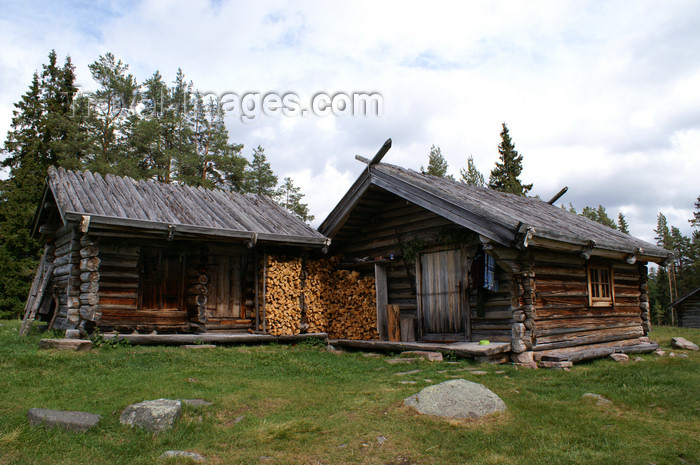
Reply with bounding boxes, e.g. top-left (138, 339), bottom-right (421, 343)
top-left (319, 162), bottom-right (671, 263)
top-left (37, 166), bottom-right (327, 247)
top-left (669, 286), bottom-right (700, 308)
